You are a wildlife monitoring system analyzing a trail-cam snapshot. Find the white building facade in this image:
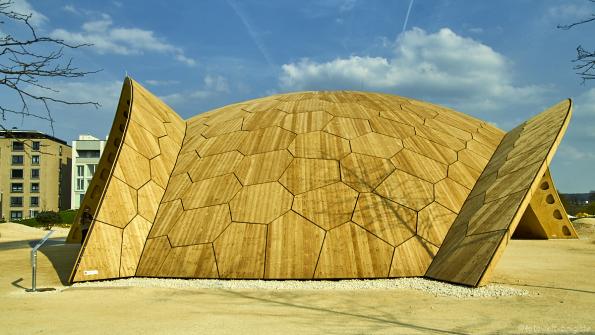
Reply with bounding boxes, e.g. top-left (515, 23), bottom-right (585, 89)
top-left (71, 135), bottom-right (105, 209)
